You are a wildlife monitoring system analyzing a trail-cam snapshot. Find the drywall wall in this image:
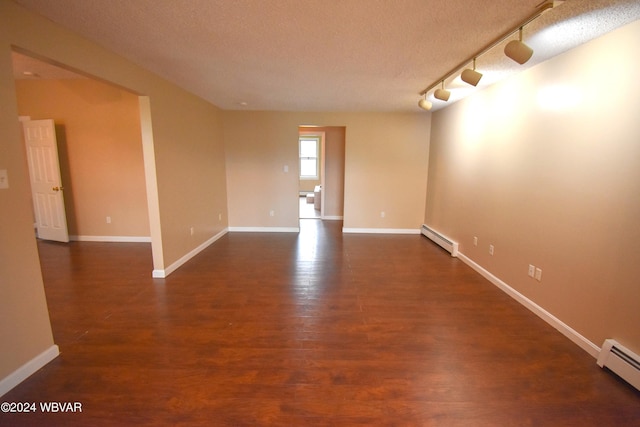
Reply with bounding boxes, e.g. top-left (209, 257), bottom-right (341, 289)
top-left (321, 127), bottom-right (345, 219)
top-left (0, 41), bottom-right (57, 393)
top-left (425, 20), bottom-right (640, 354)
top-left (299, 177), bottom-right (321, 193)
top-left (224, 111), bottom-right (430, 231)
top-left (15, 78), bottom-right (149, 239)
top-left (0, 0), bottom-right (227, 390)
